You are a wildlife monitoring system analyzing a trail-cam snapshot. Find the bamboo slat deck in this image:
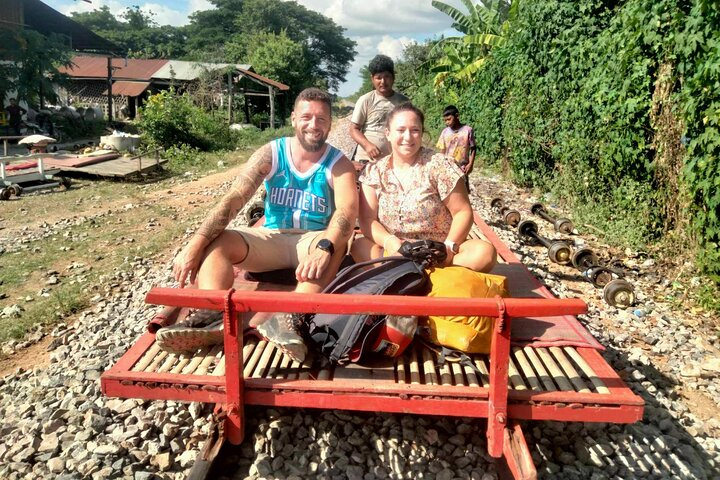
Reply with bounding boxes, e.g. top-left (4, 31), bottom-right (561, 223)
top-left (126, 334), bottom-right (608, 394)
